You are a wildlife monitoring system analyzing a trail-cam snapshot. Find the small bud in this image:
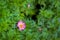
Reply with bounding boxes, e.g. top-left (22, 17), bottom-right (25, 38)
top-left (28, 4), bottom-right (30, 8)
top-left (38, 27), bottom-right (42, 32)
